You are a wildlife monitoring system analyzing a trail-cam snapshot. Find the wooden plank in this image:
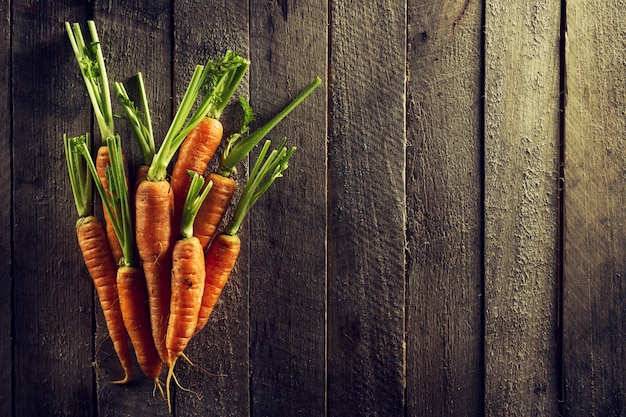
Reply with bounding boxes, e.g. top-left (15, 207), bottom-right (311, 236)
top-left (248, 1), bottom-right (327, 415)
top-left (405, 0), bottom-right (484, 414)
top-left (563, 1), bottom-right (626, 415)
top-left (12, 3), bottom-right (95, 416)
top-left (327, 1), bottom-right (406, 416)
top-left (171, 2), bottom-right (250, 416)
top-left (90, 2), bottom-right (173, 415)
top-left (483, 1), bottom-right (561, 415)
top-left (0, 1), bottom-right (12, 416)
